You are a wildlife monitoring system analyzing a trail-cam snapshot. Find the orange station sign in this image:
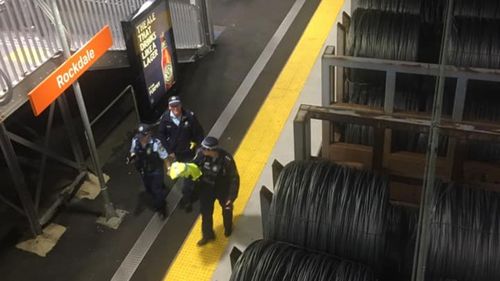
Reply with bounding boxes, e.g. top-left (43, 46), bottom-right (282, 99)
top-left (28, 26), bottom-right (113, 116)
